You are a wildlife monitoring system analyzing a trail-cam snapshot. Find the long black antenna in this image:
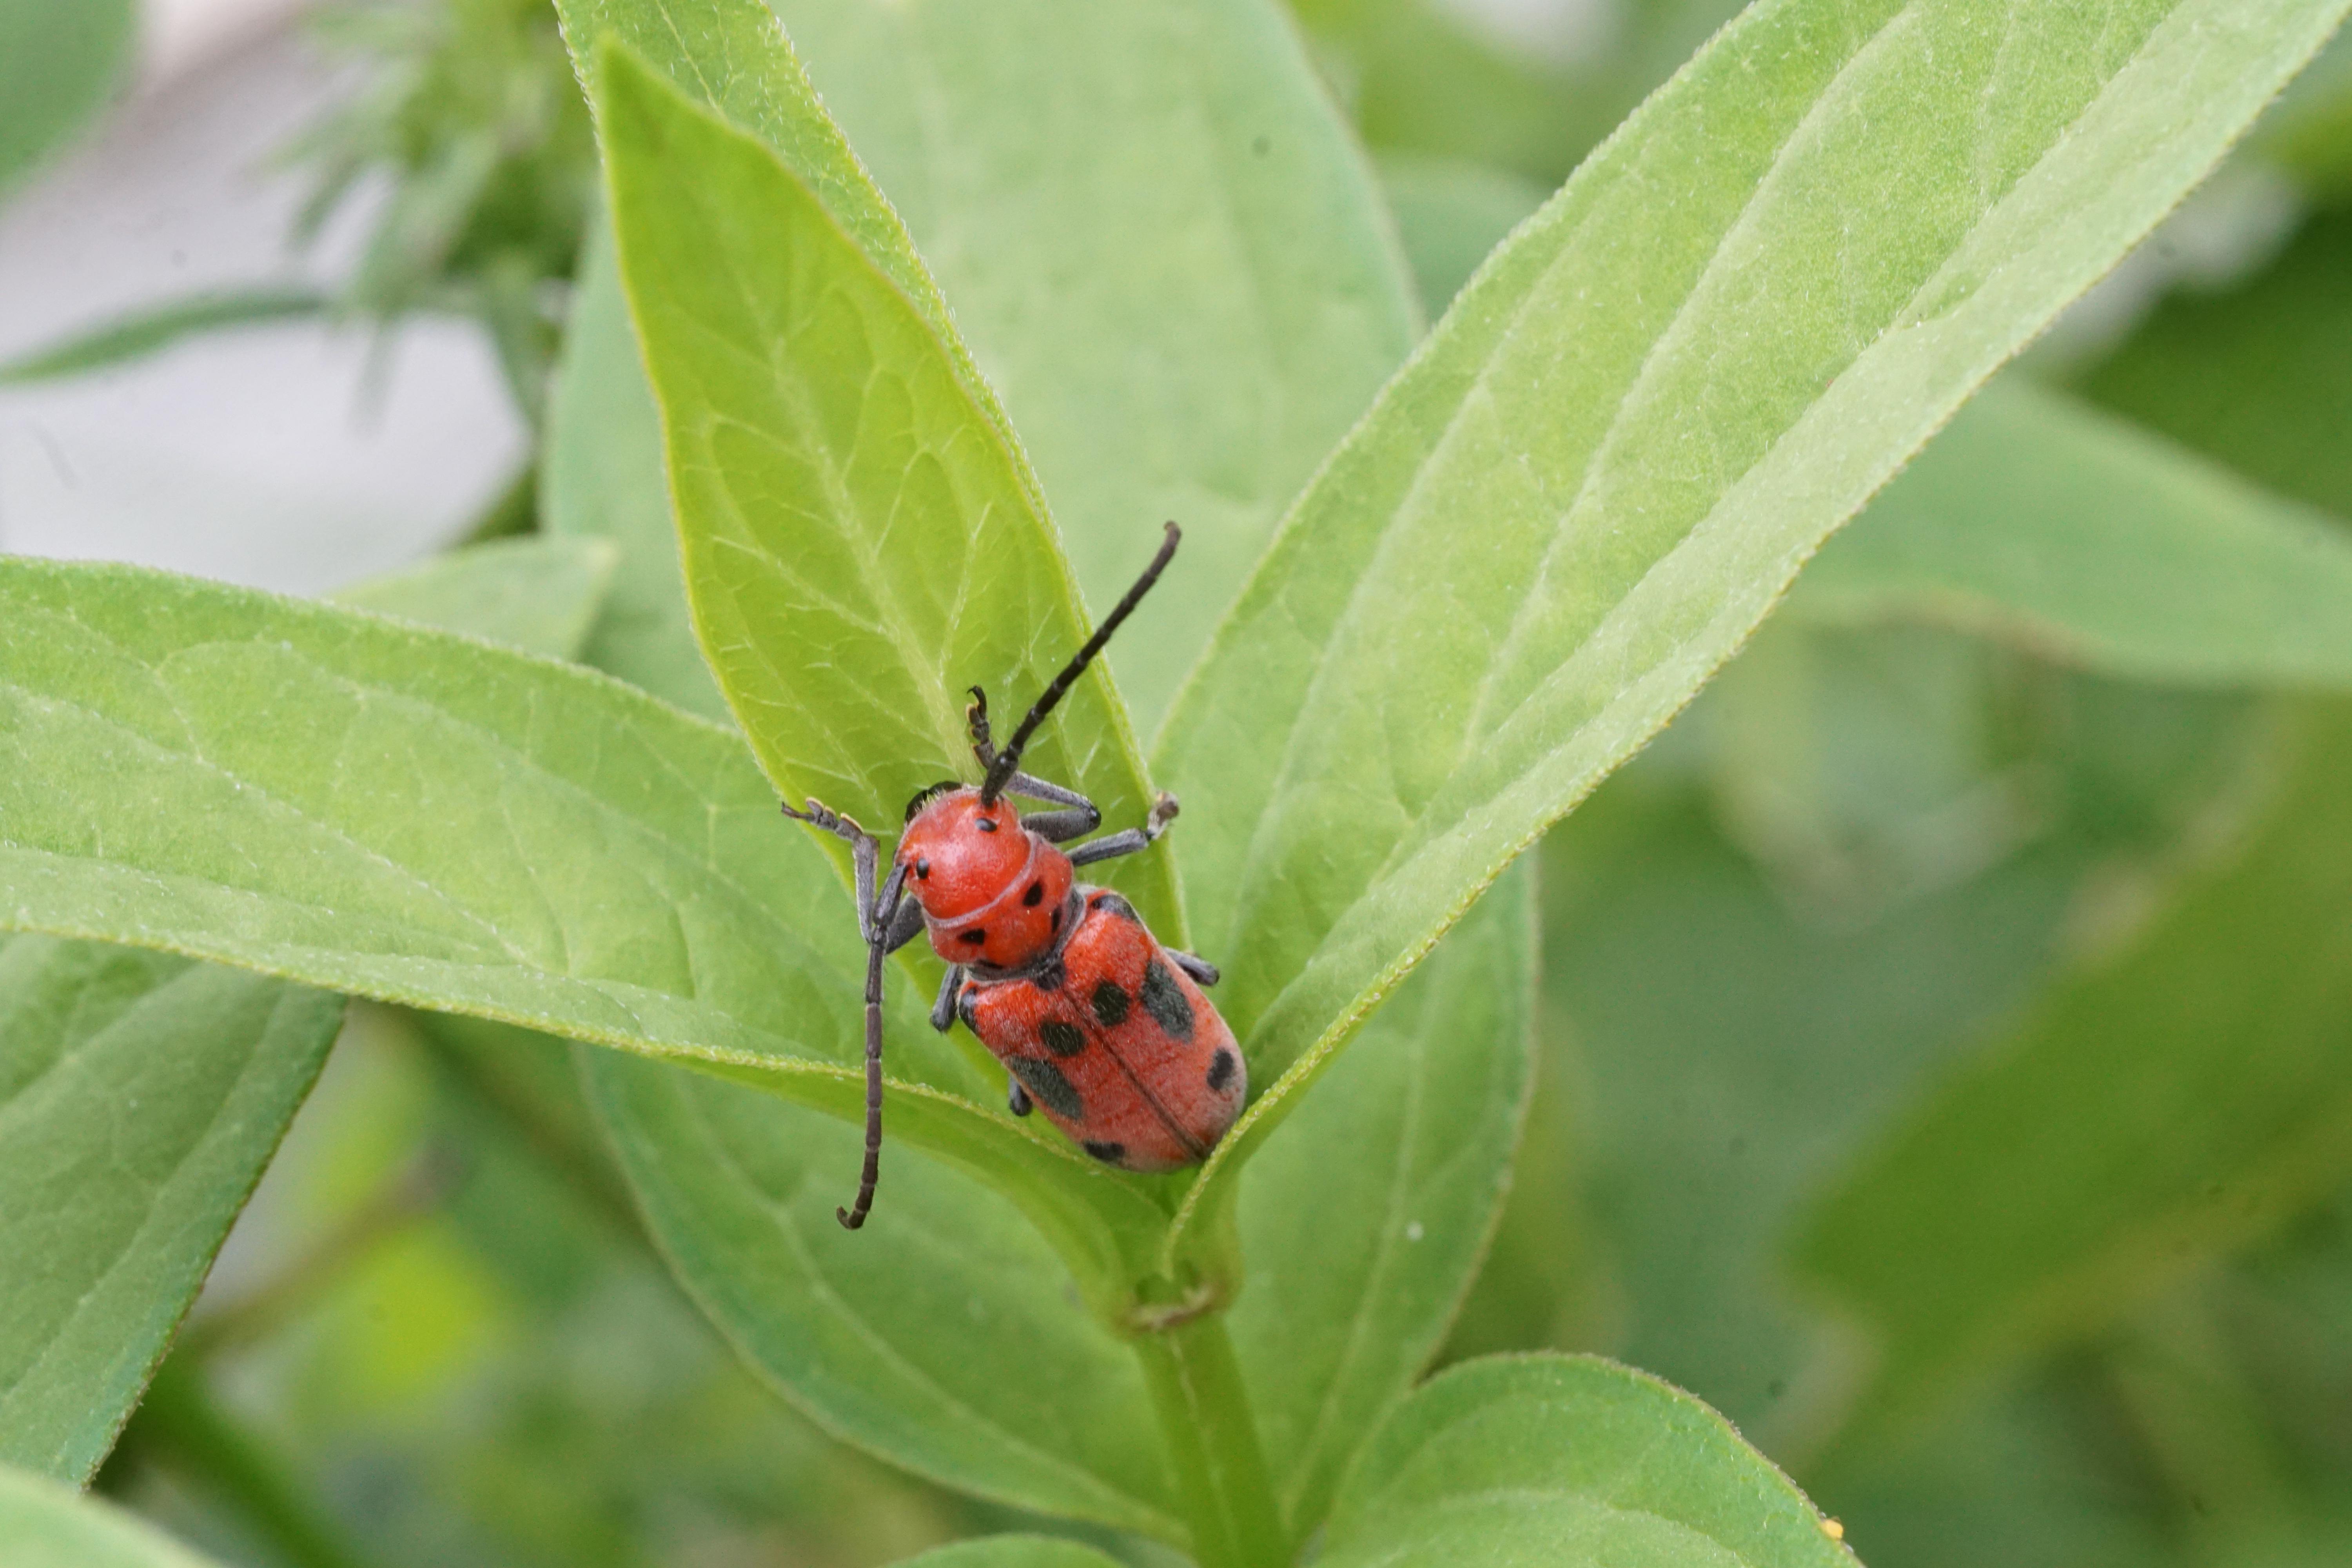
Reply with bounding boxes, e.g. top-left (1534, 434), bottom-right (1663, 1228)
top-left (981, 522), bottom-right (1180, 804)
